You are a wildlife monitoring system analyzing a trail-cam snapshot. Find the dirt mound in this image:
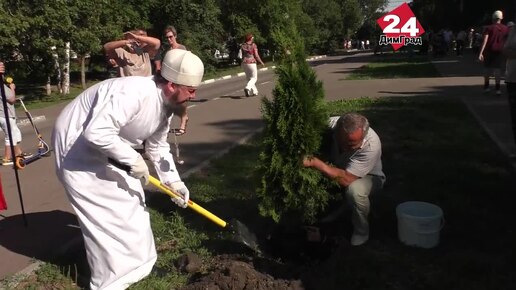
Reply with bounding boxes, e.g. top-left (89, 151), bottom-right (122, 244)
top-left (180, 255), bottom-right (305, 290)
